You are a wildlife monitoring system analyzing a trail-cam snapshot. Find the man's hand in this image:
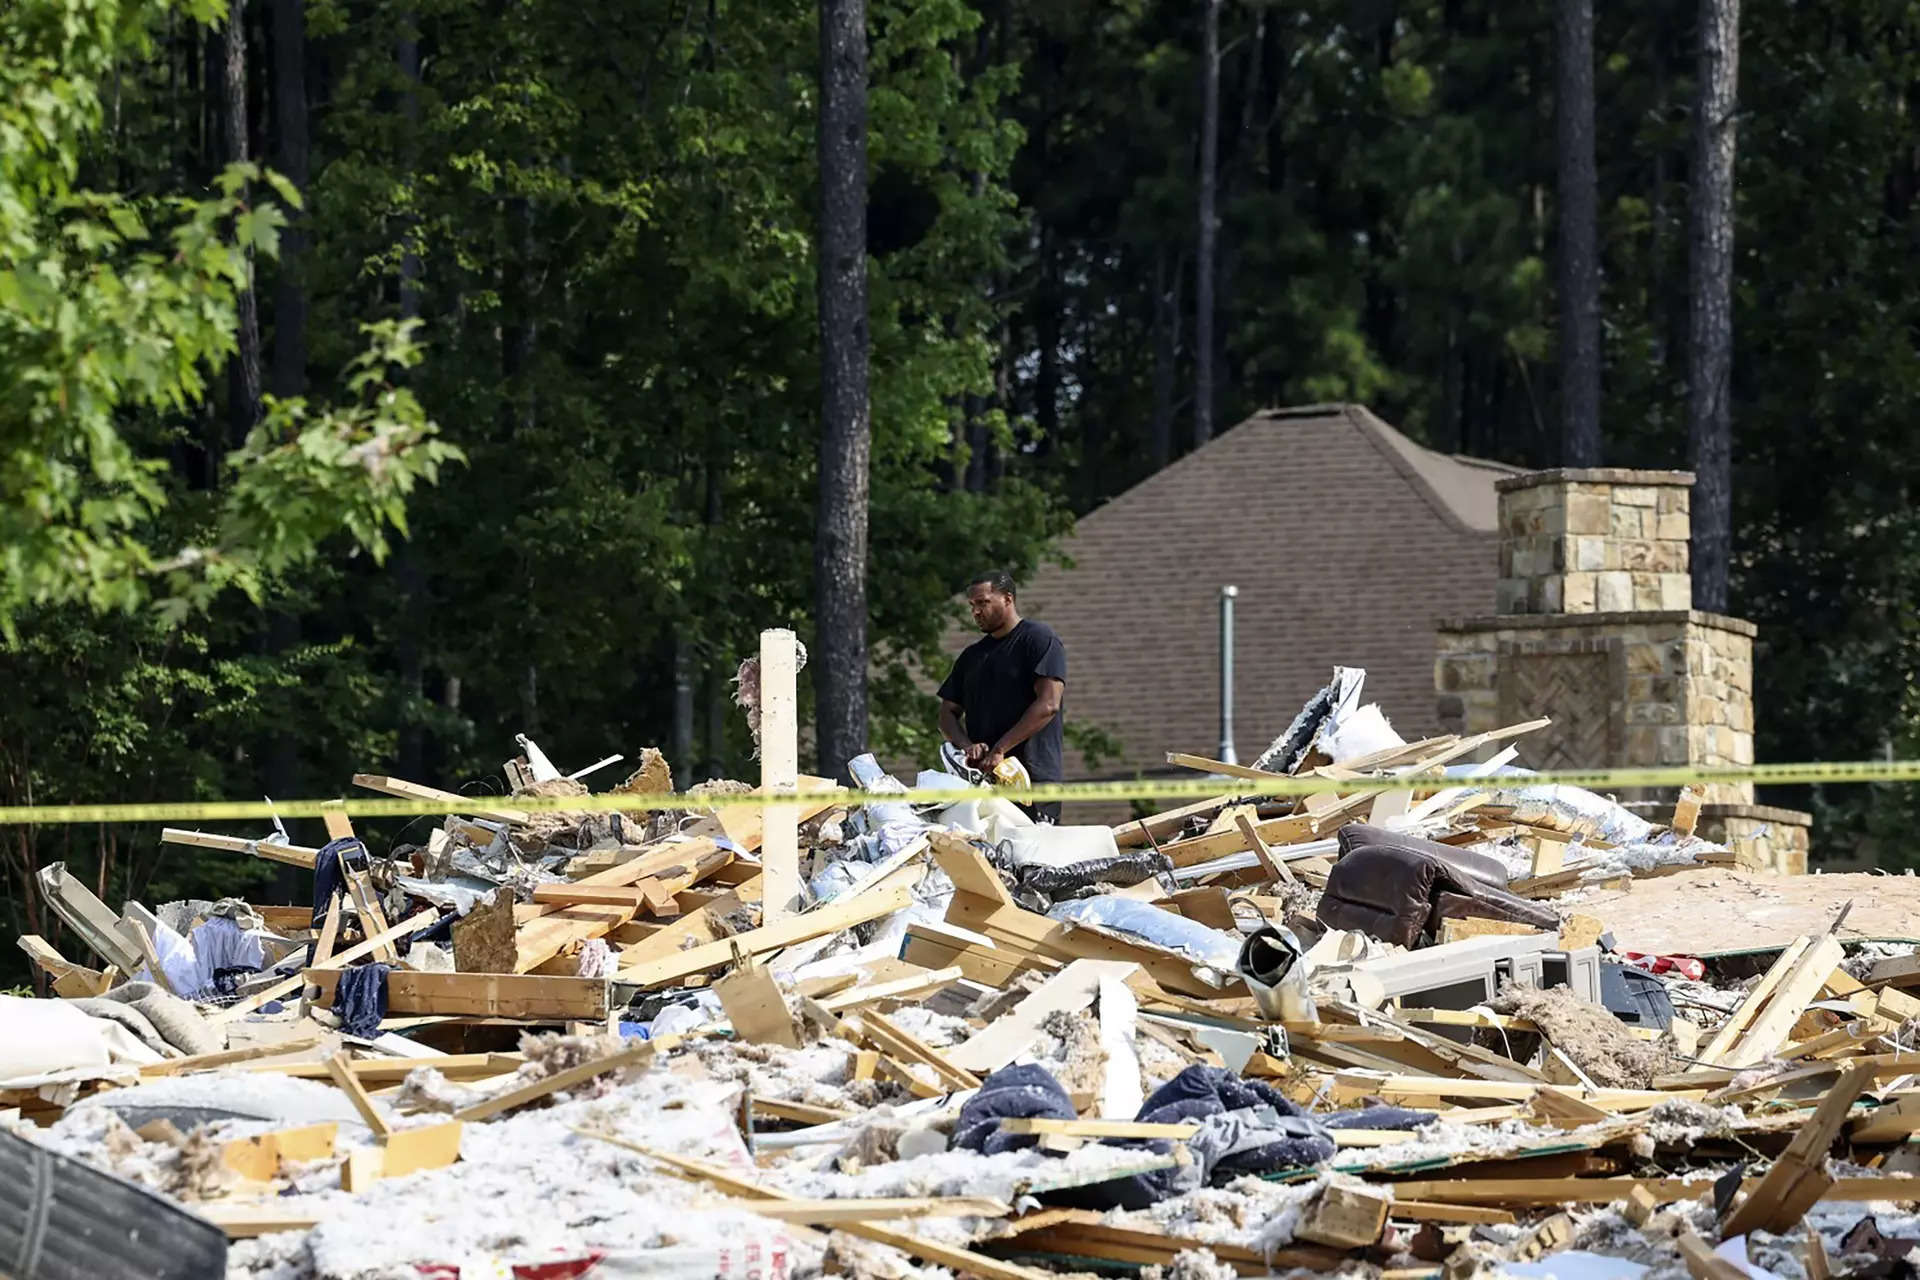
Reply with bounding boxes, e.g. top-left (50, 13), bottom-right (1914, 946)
top-left (965, 742), bottom-right (991, 766)
top-left (980, 749), bottom-right (1006, 777)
